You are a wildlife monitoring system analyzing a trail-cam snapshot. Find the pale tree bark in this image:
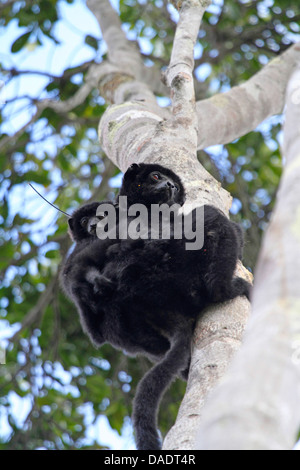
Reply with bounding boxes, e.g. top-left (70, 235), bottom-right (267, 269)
top-left (85, 0), bottom-right (300, 450)
top-left (194, 68), bottom-right (300, 450)
top-left (196, 41), bottom-right (300, 148)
